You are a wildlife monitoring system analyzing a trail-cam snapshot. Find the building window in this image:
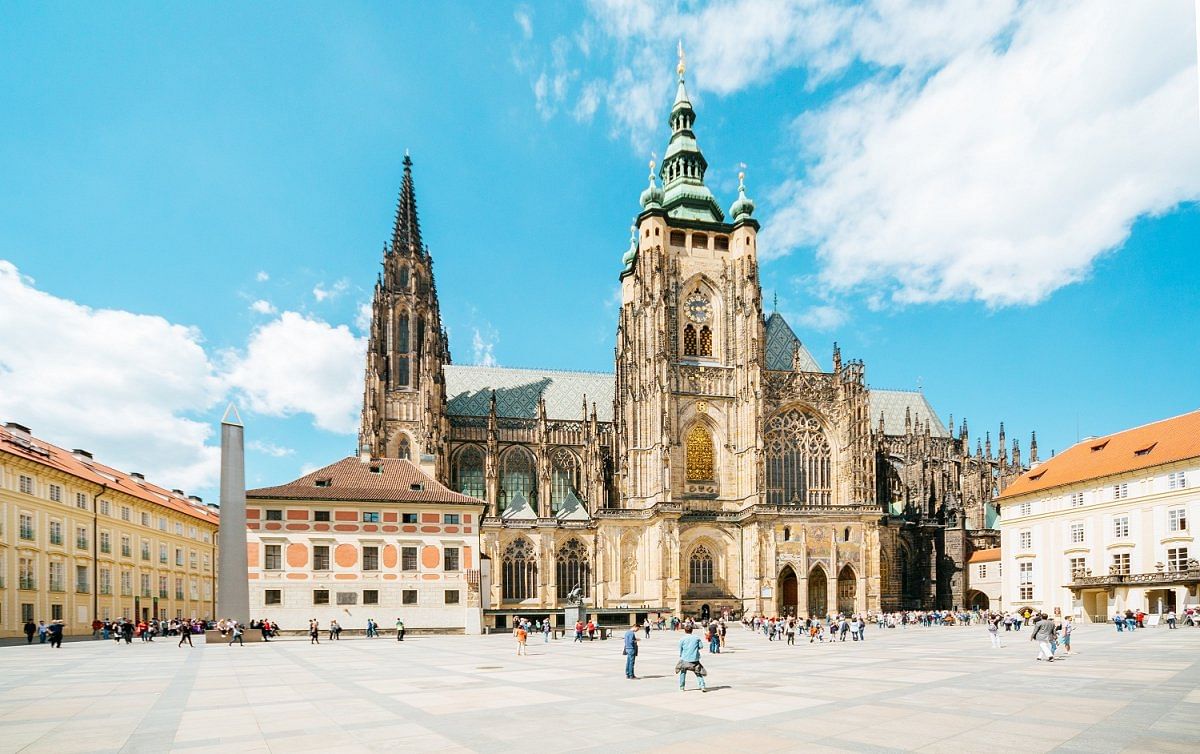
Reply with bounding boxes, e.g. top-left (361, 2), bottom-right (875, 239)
top-left (1167, 547), bottom-right (1189, 571)
top-left (685, 425), bottom-right (715, 482)
top-left (764, 408), bottom-right (833, 506)
top-left (75, 565), bottom-right (89, 593)
top-left (402, 513), bottom-right (418, 524)
top-left (175, 548), bottom-right (183, 567)
top-left (397, 436), bottom-right (411, 460)
top-left (452, 445), bottom-right (486, 500)
top-left (121, 506), bottom-right (130, 521)
top-left (978, 564), bottom-right (987, 579)
top-left (100, 500), bottom-right (110, 516)
top-left (313, 545), bottom-right (330, 571)
top-left (51, 604), bottom-right (63, 621)
top-left (1111, 552), bottom-right (1130, 575)
top-left (689, 545), bottom-right (714, 586)
top-left (203, 554), bottom-right (210, 572)
top-left (313, 589), bottom-right (329, 605)
top-left (1113, 515), bottom-right (1130, 538)
top-left (48, 561), bottom-right (64, 592)
top-left (445, 589), bottom-right (460, 604)
top-left (175, 578), bottom-right (184, 600)
top-left (336, 592), bottom-right (358, 605)
top-left (264, 590), bottom-right (281, 606)
top-left (19, 557), bottom-right (36, 590)
top-left (683, 324), bottom-right (698, 356)
top-left (443, 547), bottom-right (460, 572)
top-left (362, 589), bottom-right (379, 605)
top-left (99, 568), bottom-right (112, 595)
top-left (47, 520), bottom-right (62, 546)
top-left (141, 512), bottom-right (149, 527)
top-left (265, 509), bottom-right (283, 521)
top-left (1168, 471), bottom-right (1188, 490)
top-left (1069, 492), bottom-right (1084, 508)
top-left (140, 540), bottom-right (150, 560)
top-left (402, 589), bottom-right (418, 605)
top-left (1019, 502), bottom-right (1032, 516)
top-left (314, 510), bottom-right (330, 522)
top-left (264, 545), bottom-right (282, 571)
top-left (1168, 508), bottom-right (1188, 532)
top-left (401, 546), bottom-right (418, 571)
top-left (362, 512), bottom-right (380, 523)
top-left (120, 571), bottom-right (132, 596)
top-left (49, 484), bottom-right (62, 502)
top-left (1018, 561), bottom-right (1033, 600)
top-left (362, 546), bottom-right (379, 571)
top-left (1019, 530), bottom-right (1031, 549)
top-left (1070, 523), bottom-right (1084, 544)
top-left (1113, 483), bottom-right (1128, 500)
top-left (100, 531), bottom-right (111, 554)
top-left (698, 326), bottom-right (712, 357)
top-left (77, 527), bottom-right (89, 550)
top-left (443, 513), bottom-right (461, 525)
top-left (19, 513), bottom-right (34, 541)
top-left (1068, 557), bottom-right (1087, 580)
top-left (499, 448), bottom-right (536, 514)
top-left (19, 475), bottom-right (33, 494)
top-left (75, 491), bottom-right (88, 509)
top-left (555, 539), bottom-right (591, 599)
top-left (549, 448), bottom-right (580, 514)
top-left (502, 537), bottom-right (537, 601)
top-left (158, 517), bottom-right (166, 531)
top-left (158, 575), bottom-right (168, 598)
top-left (121, 536), bottom-right (131, 558)
top-left (159, 544), bottom-right (168, 564)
